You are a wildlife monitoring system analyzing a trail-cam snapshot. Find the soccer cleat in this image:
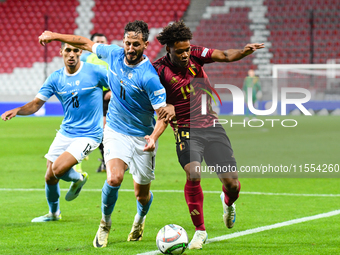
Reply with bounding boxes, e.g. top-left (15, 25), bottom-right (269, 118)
top-left (127, 221), bottom-right (145, 241)
top-left (96, 158), bottom-right (106, 173)
top-left (188, 230), bottom-right (208, 250)
top-left (65, 172), bottom-right (88, 201)
top-left (93, 219), bottom-right (111, 248)
top-left (31, 213), bottom-right (61, 222)
top-left (220, 192), bottom-right (236, 228)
